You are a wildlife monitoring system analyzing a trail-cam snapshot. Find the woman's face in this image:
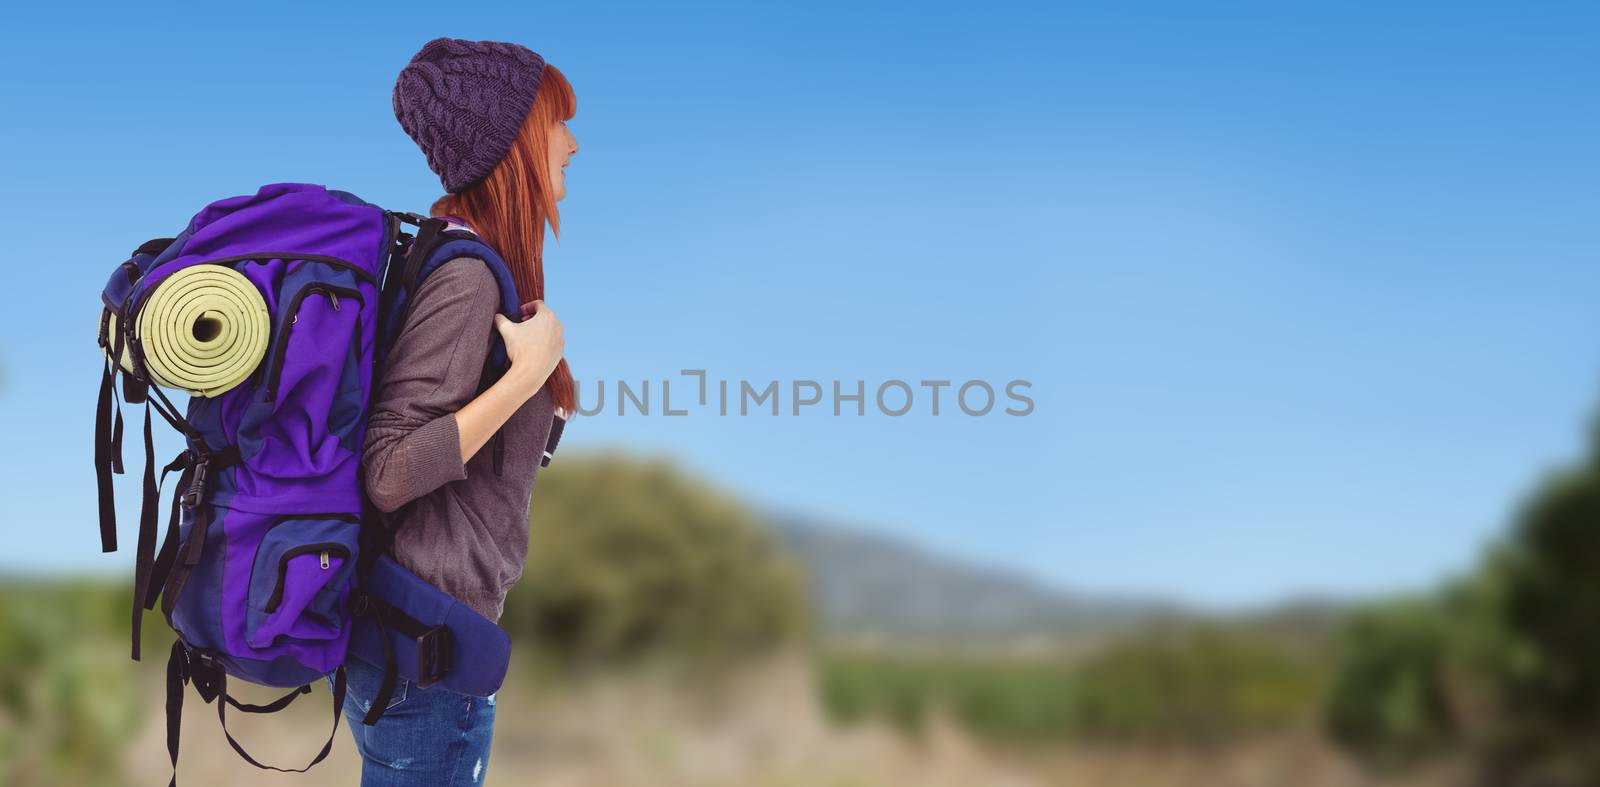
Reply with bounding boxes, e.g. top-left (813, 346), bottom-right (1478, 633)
top-left (548, 119), bottom-right (578, 201)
